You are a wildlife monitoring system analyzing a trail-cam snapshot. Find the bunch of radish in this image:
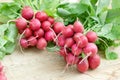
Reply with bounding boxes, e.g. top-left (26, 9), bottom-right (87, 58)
top-left (58, 21), bottom-right (101, 73)
top-left (15, 6), bottom-right (100, 73)
top-left (0, 62), bottom-right (7, 80)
